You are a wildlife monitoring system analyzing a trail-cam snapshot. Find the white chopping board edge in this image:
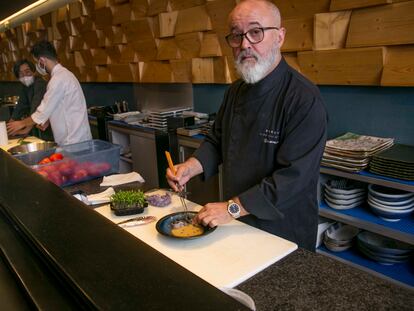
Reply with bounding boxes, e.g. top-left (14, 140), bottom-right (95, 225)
top-left (94, 190), bottom-right (298, 289)
top-left (1, 136), bottom-right (44, 151)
